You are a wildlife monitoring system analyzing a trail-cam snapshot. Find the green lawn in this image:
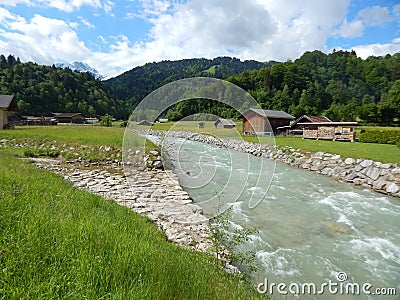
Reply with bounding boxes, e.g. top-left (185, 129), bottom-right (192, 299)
top-left (275, 136), bottom-right (400, 164)
top-left (0, 126), bottom-right (125, 146)
top-left (0, 150), bottom-right (260, 299)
